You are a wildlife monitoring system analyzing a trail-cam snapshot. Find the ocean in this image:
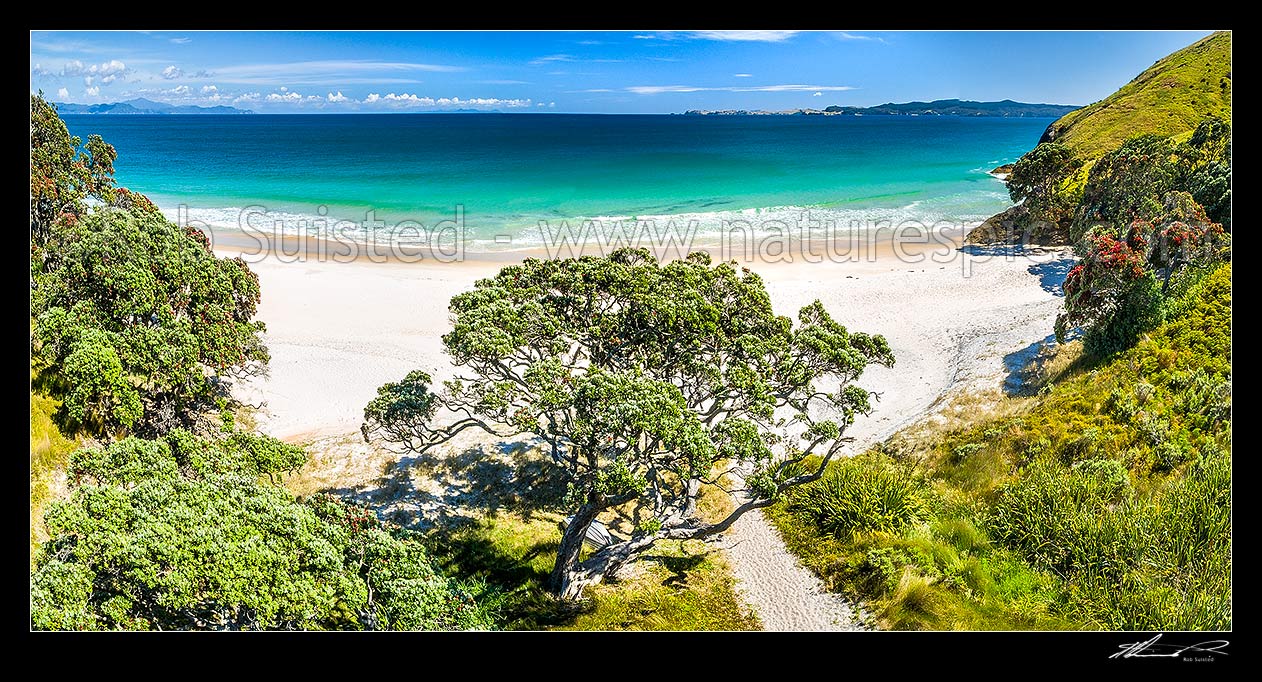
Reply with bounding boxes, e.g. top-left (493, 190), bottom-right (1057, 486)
top-left (63, 113), bottom-right (1048, 251)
